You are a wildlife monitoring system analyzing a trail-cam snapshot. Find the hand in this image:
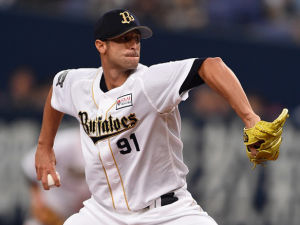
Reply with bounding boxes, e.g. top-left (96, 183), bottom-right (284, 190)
top-left (243, 114), bottom-right (261, 156)
top-left (244, 114), bottom-right (261, 129)
top-left (248, 140), bottom-right (264, 157)
top-left (35, 145), bottom-right (60, 190)
top-left (243, 108), bottom-right (289, 168)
